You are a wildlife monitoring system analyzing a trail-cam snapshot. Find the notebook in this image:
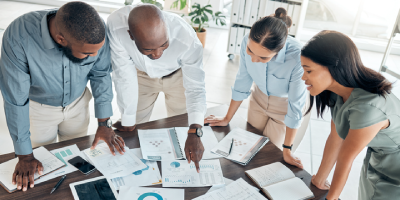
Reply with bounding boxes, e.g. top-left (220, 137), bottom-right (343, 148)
top-left (0, 146), bottom-right (66, 193)
top-left (211, 128), bottom-right (269, 165)
top-left (138, 126), bottom-right (221, 161)
top-left (245, 162), bottom-right (314, 200)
